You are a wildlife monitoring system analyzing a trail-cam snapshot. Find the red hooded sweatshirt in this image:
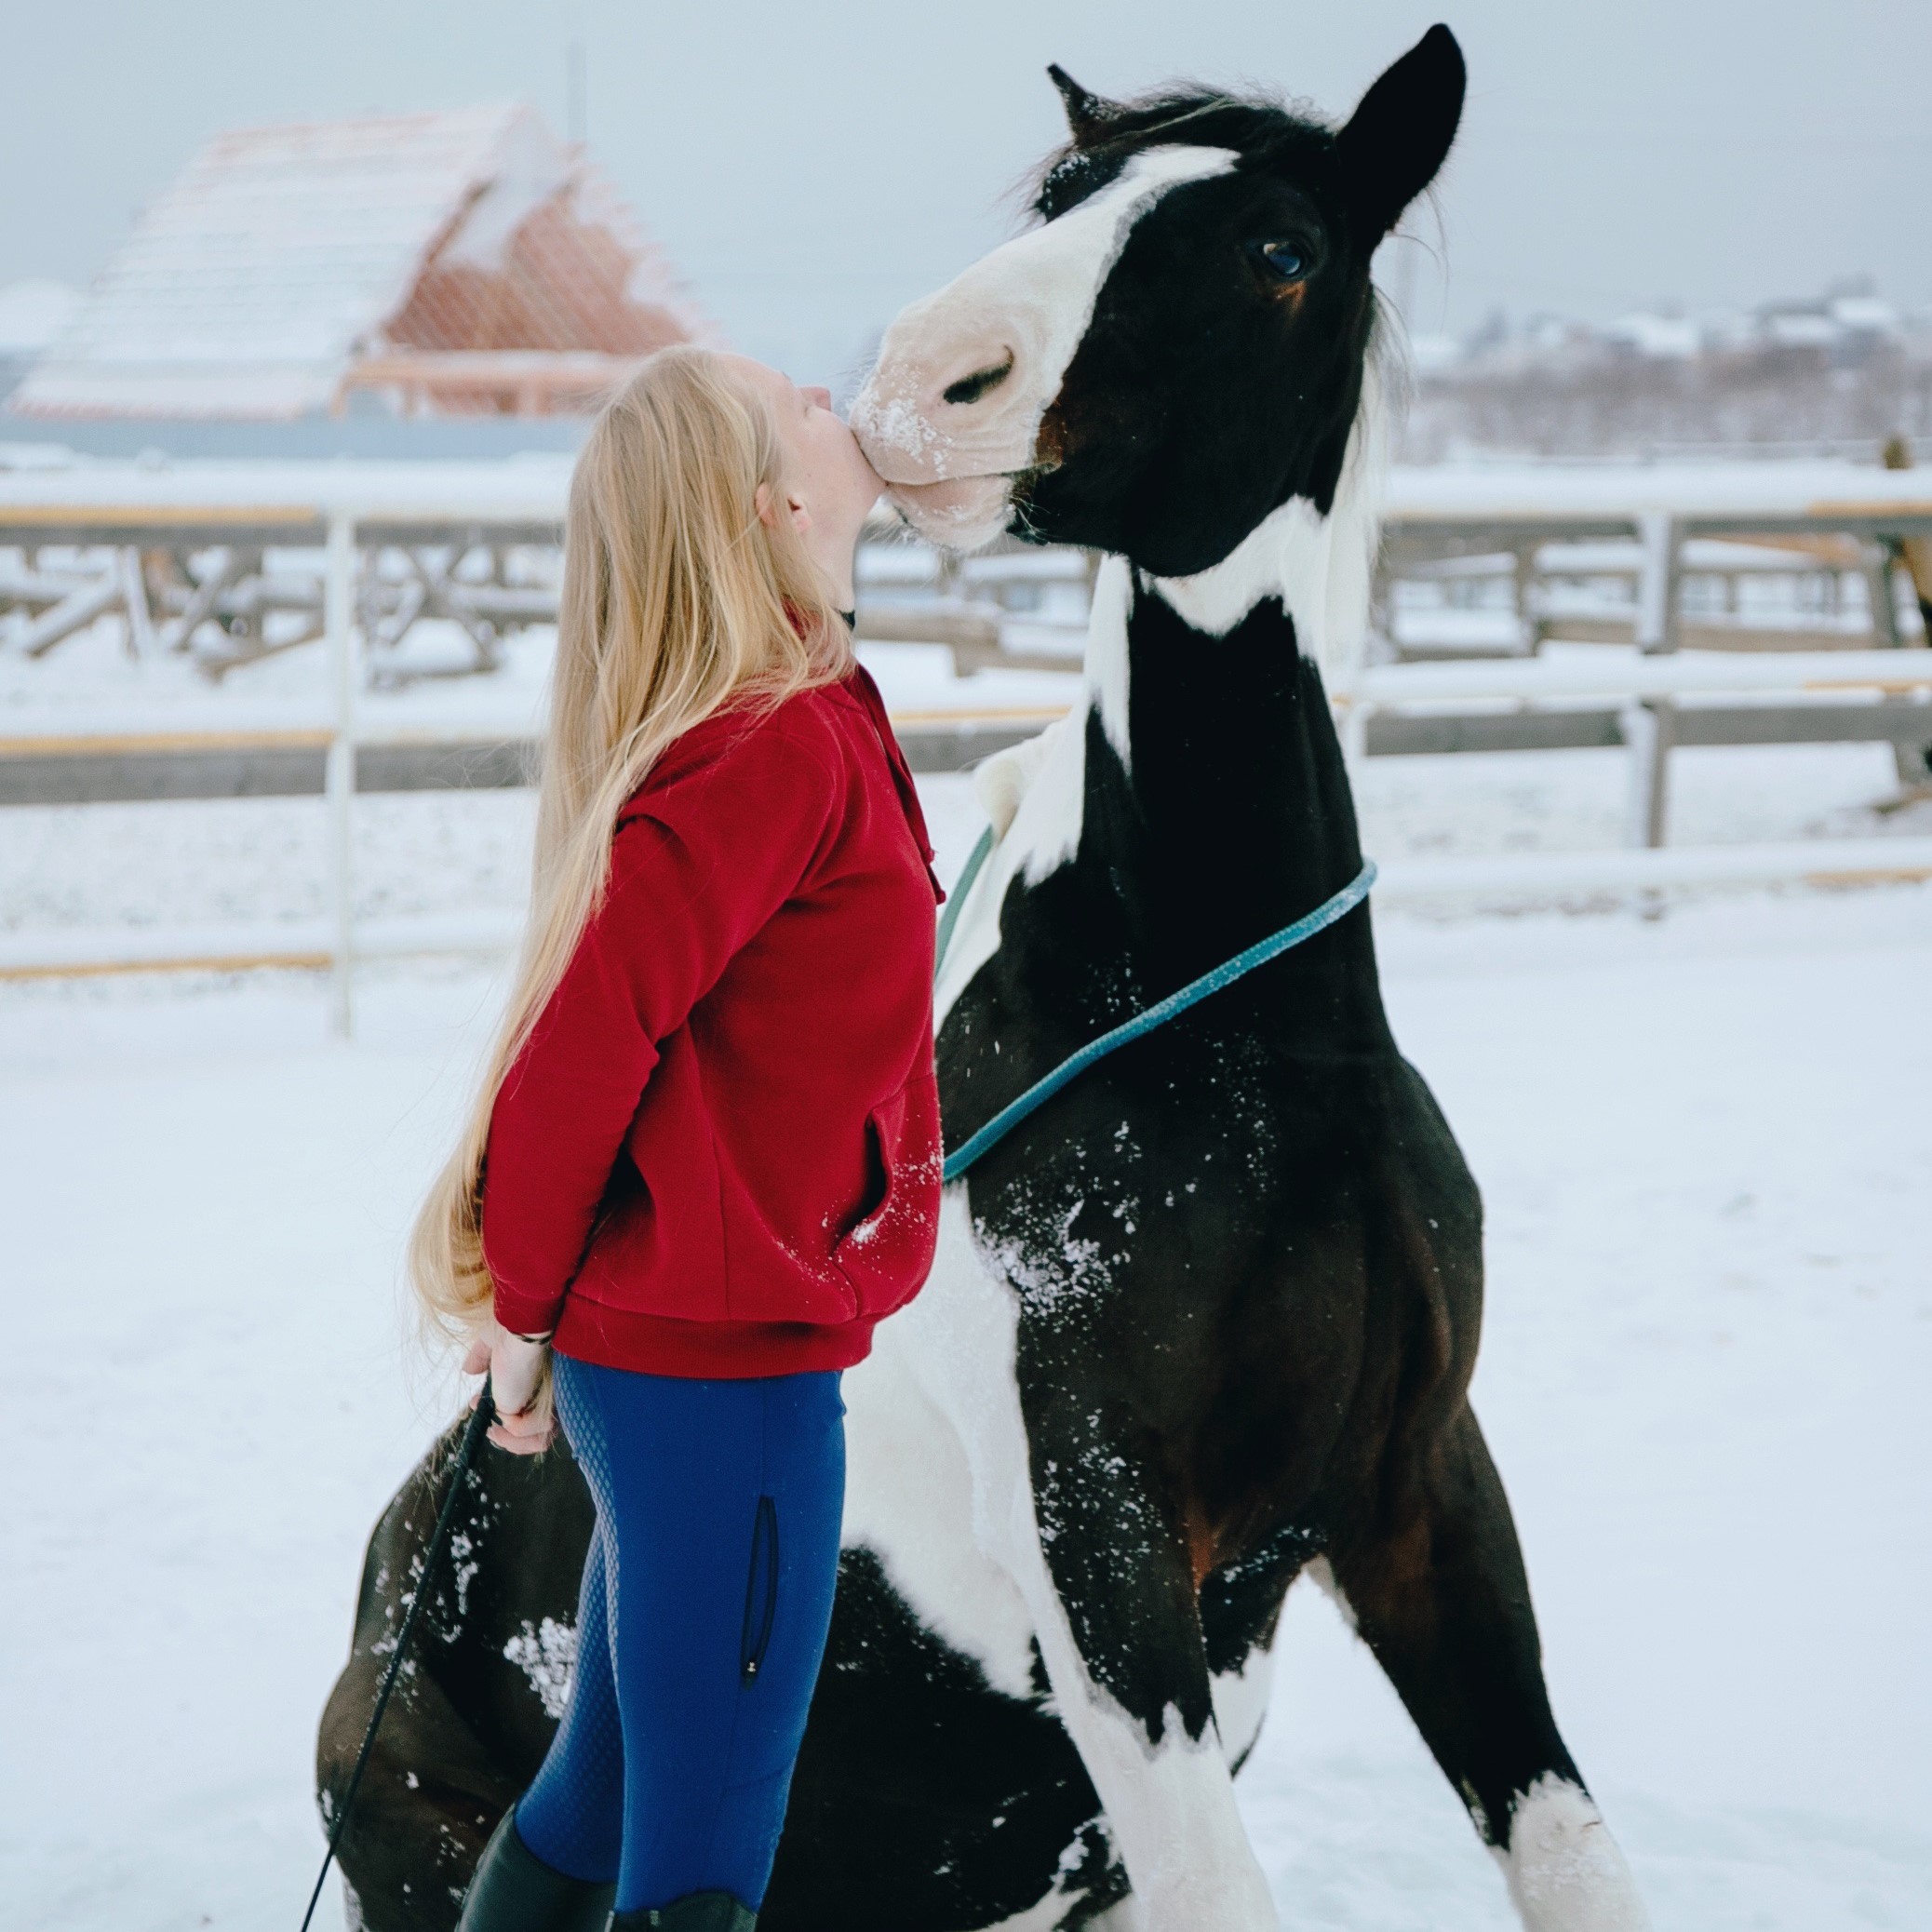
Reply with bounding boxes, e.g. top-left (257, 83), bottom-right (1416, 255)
top-left (480, 663), bottom-right (944, 1377)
